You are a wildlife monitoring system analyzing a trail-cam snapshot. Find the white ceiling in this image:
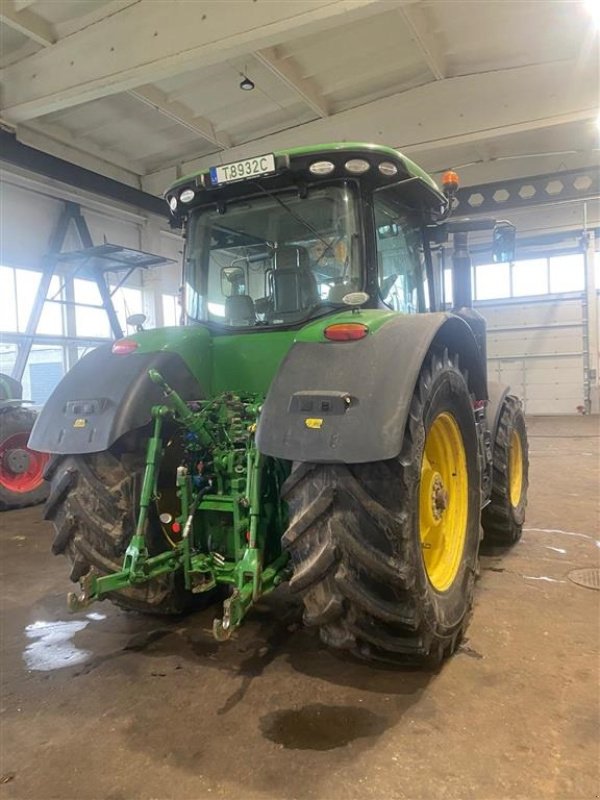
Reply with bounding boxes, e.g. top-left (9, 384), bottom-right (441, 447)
top-left (0, 0), bottom-right (598, 195)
